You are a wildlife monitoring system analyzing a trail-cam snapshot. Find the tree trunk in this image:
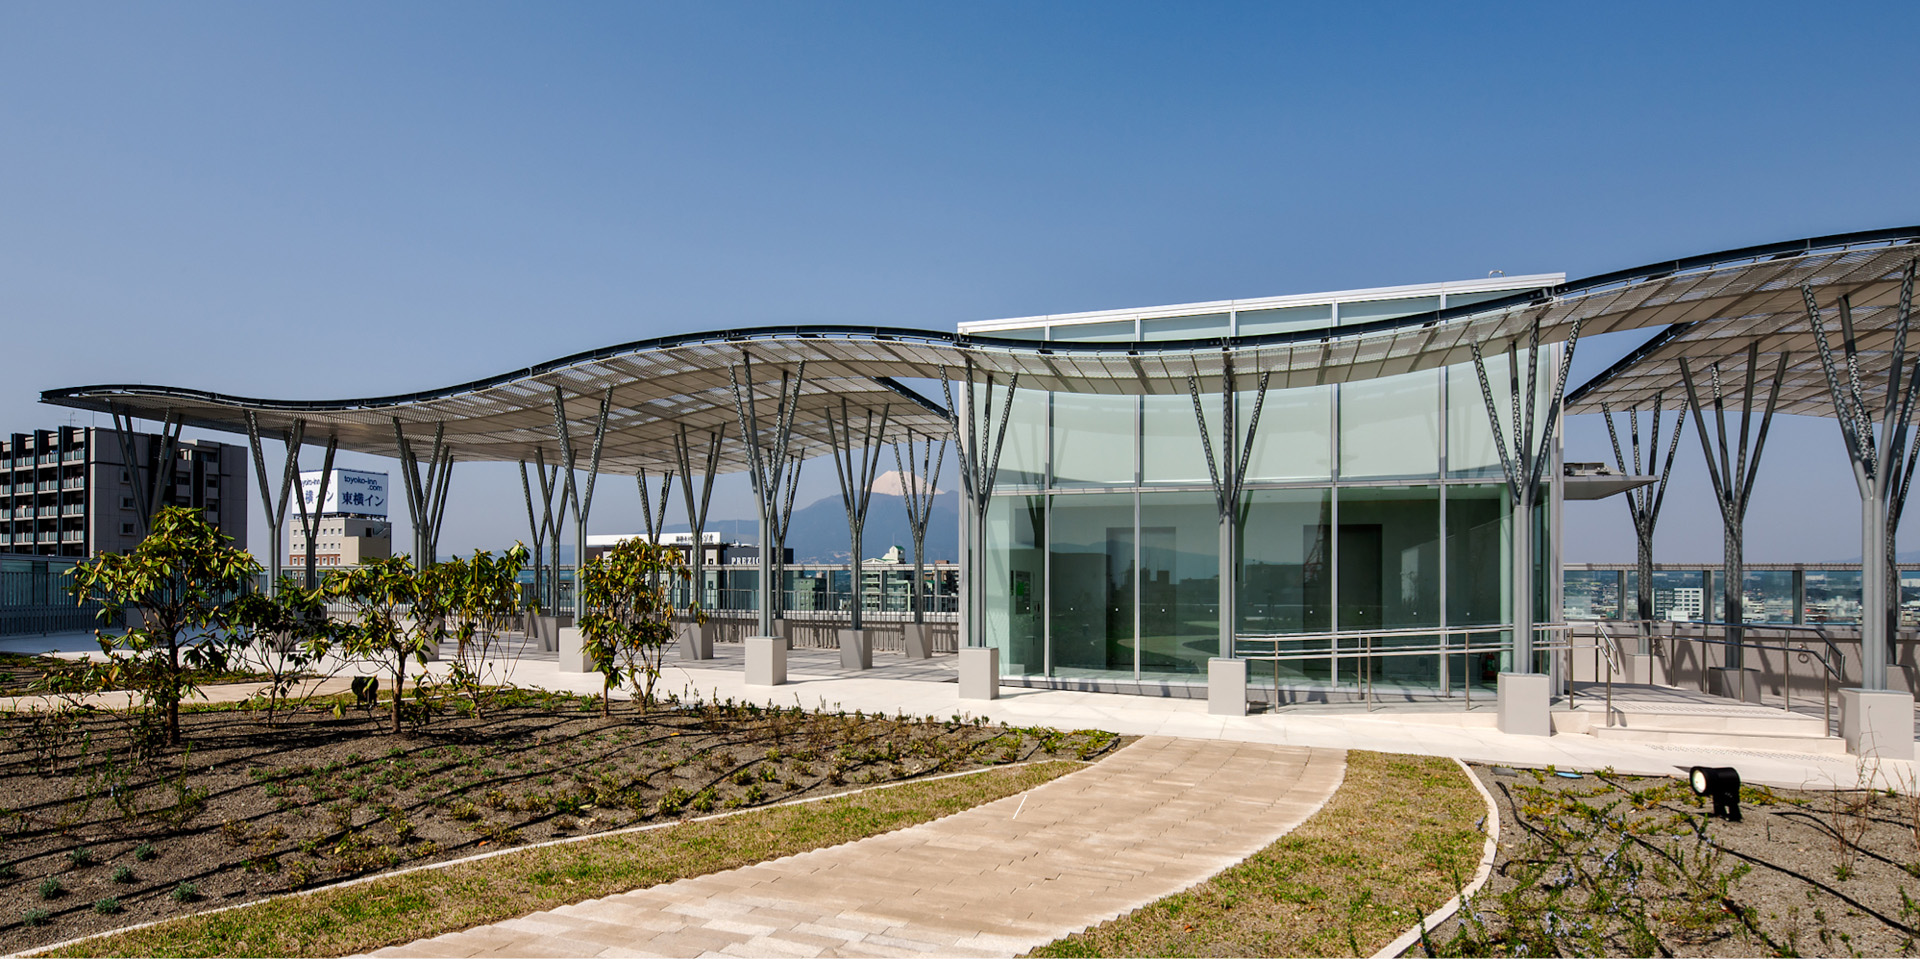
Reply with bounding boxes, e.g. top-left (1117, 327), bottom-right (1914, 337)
top-left (167, 632), bottom-right (182, 745)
